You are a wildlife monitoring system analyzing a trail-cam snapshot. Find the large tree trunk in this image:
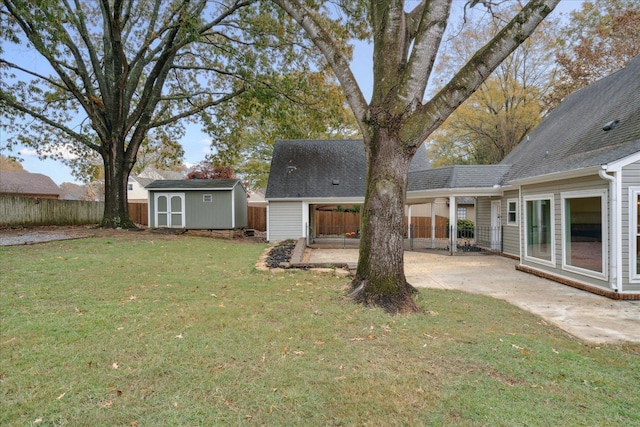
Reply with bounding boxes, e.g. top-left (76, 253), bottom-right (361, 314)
top-left (349, 130), bottom-right (421, 314)
top-left (101, 141), bottom-right (136, 229)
